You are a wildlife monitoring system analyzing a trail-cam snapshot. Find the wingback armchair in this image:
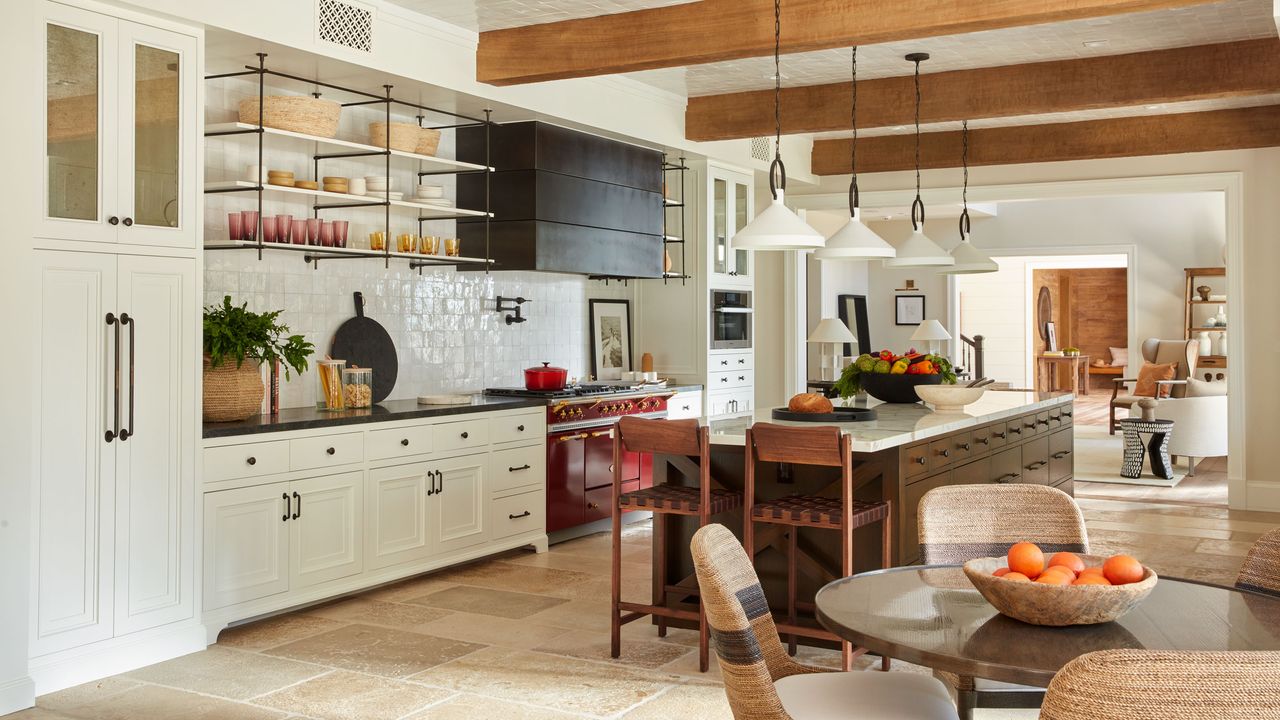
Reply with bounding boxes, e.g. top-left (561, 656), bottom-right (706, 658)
top-left (1109, 339), bottom-right (1198, 434)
